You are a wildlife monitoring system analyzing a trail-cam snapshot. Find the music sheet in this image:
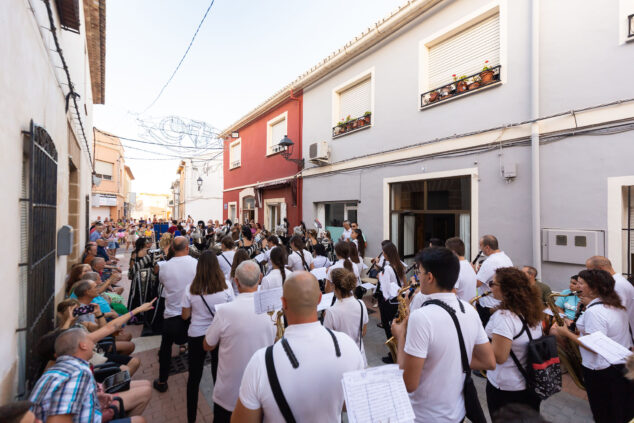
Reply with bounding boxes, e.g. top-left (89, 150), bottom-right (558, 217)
top-left (361, 282), bottom-right (376, 291)
top-left (254, 252), bottom-right (268, 263)
top-left (253, 287), bottom-right (283, 314)
top-left (578, 331), bottom-right (633, 365)
top-left (342, 364), bottom-right (415, 423)
top-left (317, 292), bottom-right (335, 311)
top-left (310, 267), bottom-right (328, 281)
